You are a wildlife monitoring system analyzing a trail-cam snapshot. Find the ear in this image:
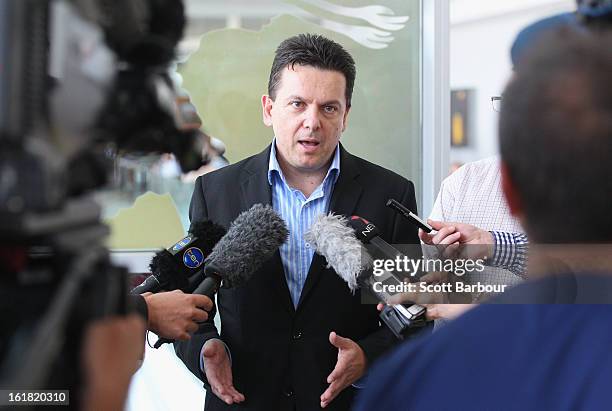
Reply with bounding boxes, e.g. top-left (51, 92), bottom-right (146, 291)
top-left (500, 161), bottom-right (523, 217)
top-left (262, 95), bottom-right (274, 127)
top-left (341, 105), bottom-right (351, 133)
